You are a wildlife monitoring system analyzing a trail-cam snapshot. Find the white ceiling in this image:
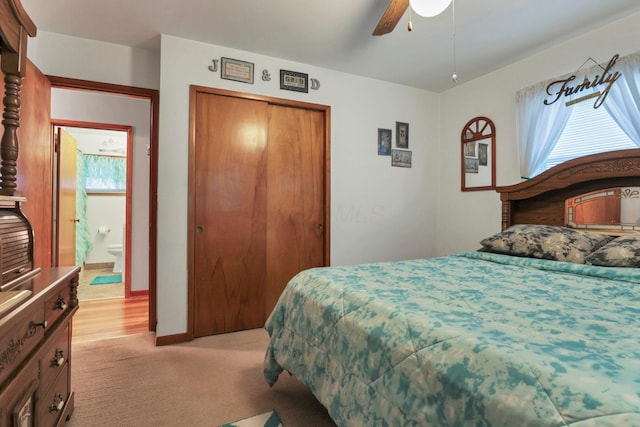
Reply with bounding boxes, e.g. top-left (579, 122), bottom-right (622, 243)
top-left (21, 0), bottom-right (640, 92)
top-left (62, 127), bottom-right (128, 157)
